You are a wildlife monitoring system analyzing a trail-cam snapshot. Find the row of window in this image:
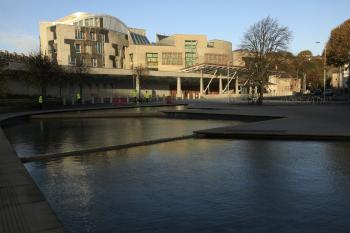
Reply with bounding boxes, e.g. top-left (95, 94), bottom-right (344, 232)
top-left (185, 40), bottom-right (197, 67)
top-left (145, 52), bottom-right (186, 67)
top-left (204, 53), bottom-right (228, 65)
top-left (75, 29), bottom-right (105, 41)
top-left (73, 17), bottom-right (101, 28)
top-left (74, 42), bottom-right (104, 54)
top-left (69, 56), bottom-right (101, 67)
